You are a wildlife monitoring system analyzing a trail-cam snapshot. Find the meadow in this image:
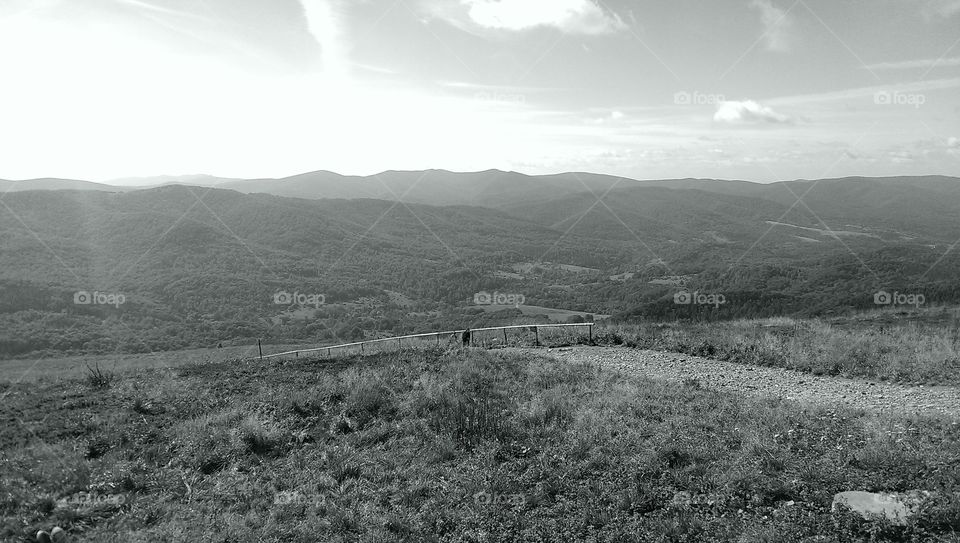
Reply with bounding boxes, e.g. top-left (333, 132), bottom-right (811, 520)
top-left (2, 346), bottom-right (959, 542)
top-left (589, 307), bottom-right (960, 386)
top-left (5, 306), bottom-right (960, 389)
